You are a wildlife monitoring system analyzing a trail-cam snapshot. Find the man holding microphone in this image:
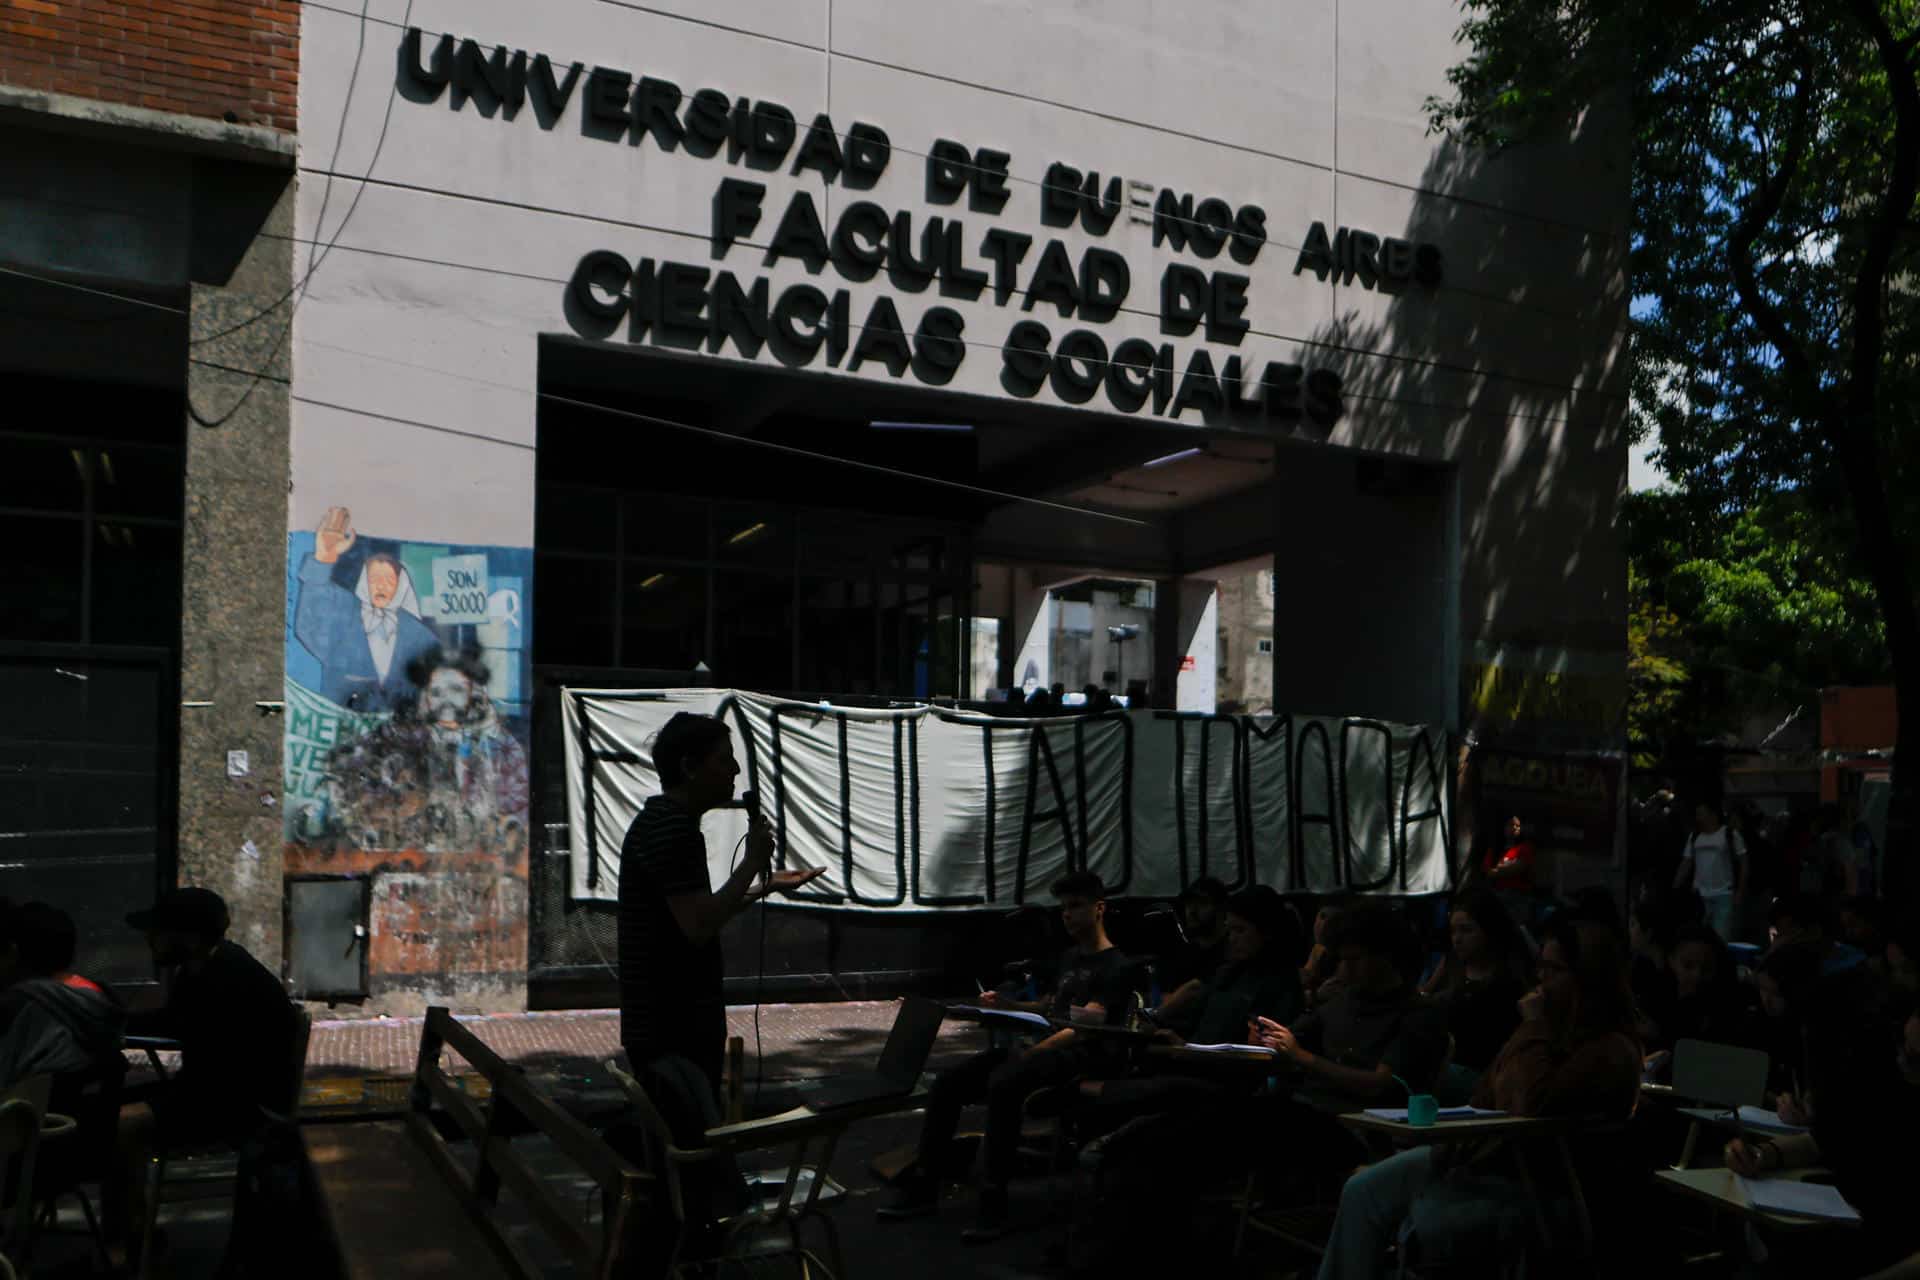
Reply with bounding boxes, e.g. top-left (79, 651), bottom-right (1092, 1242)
top-left (618, 712), bottom-right (822, 1102)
